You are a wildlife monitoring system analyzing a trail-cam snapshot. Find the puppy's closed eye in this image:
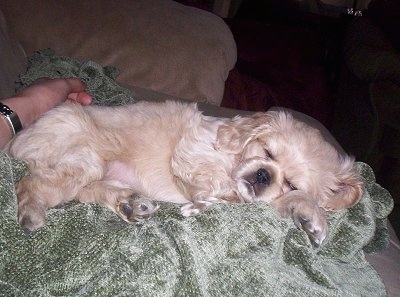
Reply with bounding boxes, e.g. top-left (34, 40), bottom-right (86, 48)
top-left (265, 149), bottom-right (274, 160)
top-left (285, 180), bottom-right (297, 191)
